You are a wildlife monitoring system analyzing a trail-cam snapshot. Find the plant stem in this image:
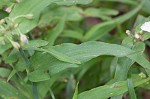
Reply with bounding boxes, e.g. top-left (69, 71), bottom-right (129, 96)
top-left (49, 88), bottom-right (55, 99)
top-left (19, 48), bottom-right (30, 68)
top-left (19, 48), bottom-right (39, 99)
top-left (32, 83), bottom-right (39, 99)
